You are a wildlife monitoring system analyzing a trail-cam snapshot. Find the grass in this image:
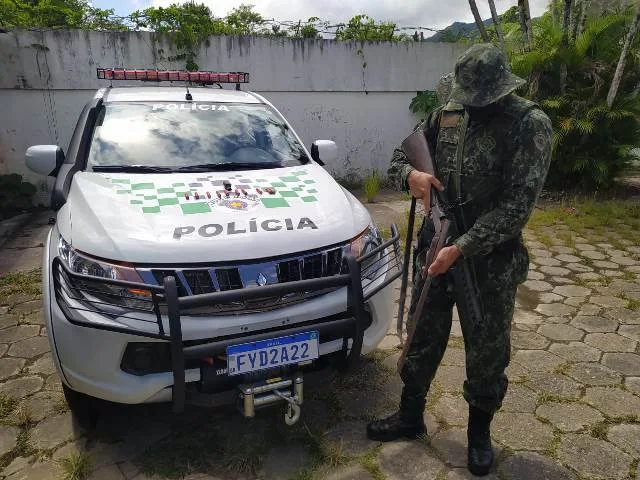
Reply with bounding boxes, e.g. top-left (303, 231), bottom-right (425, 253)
top-left (304, 425), bottom-right (350, 468)
top-left (536, 392), bottom-right (579, 406)
top-left (447, 336), bottom-right (465, 349)
top-left (556, 231), bottom-right (576, 248)
top-left (379, 206), bottom-right (413, 255)
top-left (54, 397), bottom-right (70, 414)
top-left (552, 362), bottom-right (572, 375)
top-left (434, 470), bottom-right (449, 480)
top-left (222, 434), bottom-right (269, 475)
top-left (137, 426), bottom-right (221, 478)
top-left (14, 429), bottom-right (34, 457)
top-left (359, 447), bottom-right (385, 480)
top-left (426, 382), bottom-right (444, 414)
top-left (616, 292), bottom-right (640, 311)
top-left (589, 415), bottom-right (640, 441)
top-left (626, 299), bottom-right (640, 311)
top-left (364, 171), bottom-right (383, 203)
top-left (598, 275), bottom-right (614, 286)
top-left (528, 199), bottom-right (640, 237)
top-left (14, 405), bottom-right (32, 427)
top-left (0, 269), bottom-right (42, 299)
top-left (57, 452), bottom-right (91, 480)
top-left (537, 233), bottom-right (554, 247)
top-left (0, 395), bottom-right (16, 419)
top-left (543, 432), bottom-right (562, 460)
top-left (590, 420), bottom-right (610, 439)
top-left (579, 256), bottom-right (594, 267)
